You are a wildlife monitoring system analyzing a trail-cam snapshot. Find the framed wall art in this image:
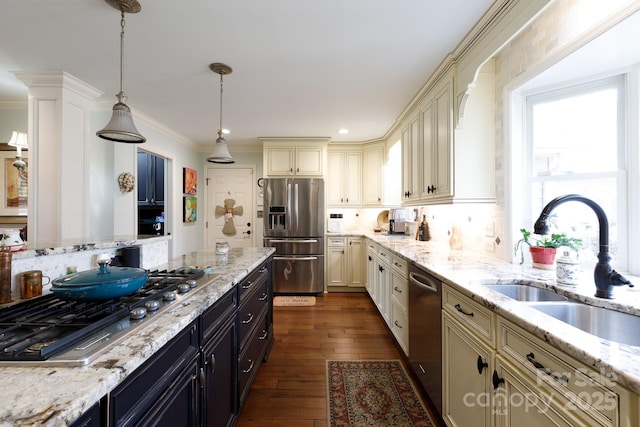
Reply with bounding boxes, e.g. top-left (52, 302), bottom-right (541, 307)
top-left (0, 152), bottom-right (27, 216)
top-left (183, 196), bottom-right (197, 223)
top-left (183, 167), bottom-right (197, 195)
